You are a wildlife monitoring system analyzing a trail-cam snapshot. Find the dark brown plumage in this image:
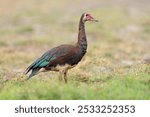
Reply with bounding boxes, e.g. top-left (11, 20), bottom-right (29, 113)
top-left (24, 13), bottom-right (98, 83)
